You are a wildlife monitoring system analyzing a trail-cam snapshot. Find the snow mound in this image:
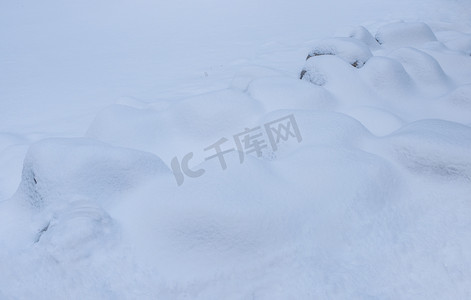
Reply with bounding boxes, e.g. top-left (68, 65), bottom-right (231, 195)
top-left (300, 54), bottom-right (381, 108)
top-left (260, 110), bottom-right (371, 154)
top-left (375, 21), bottom-right (437, 48)
top-left (430, 85), bottom-right (471, 125)
top-left (390, 47), bottom-right (452, 96)
top-left (16, 138), bottom-right (169, 209)
top-left (35, 198), bottom-right (118, 262)
top-left (436, 30), bottom-right (471, 55)
top-left (272, 145), bottom-right (398, 215)
top-left (87, 89), bottom-right (263, 160)
top-left (301, 55), bottom-right (358, 86)
top-left (300, 21), bottom-right (471, 124)
top-left (113, 142), bottom-right (399, 287)
top-left (444, 35), bottom-right (471, 56)
top-left (379, 120), bottom-right (471, 180)
top-left (114, 153), bottom-right (297, 282)
top-left (338, 25), bottom-right (381, 49)
top-left (305, 37), bottom-right (373, 68)
top-left (2, 6), bottom-right (471, 298)
top-left (360, 56), bottom-right (416, 96)
top-left (443, 84), bottom-right (471, 109)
